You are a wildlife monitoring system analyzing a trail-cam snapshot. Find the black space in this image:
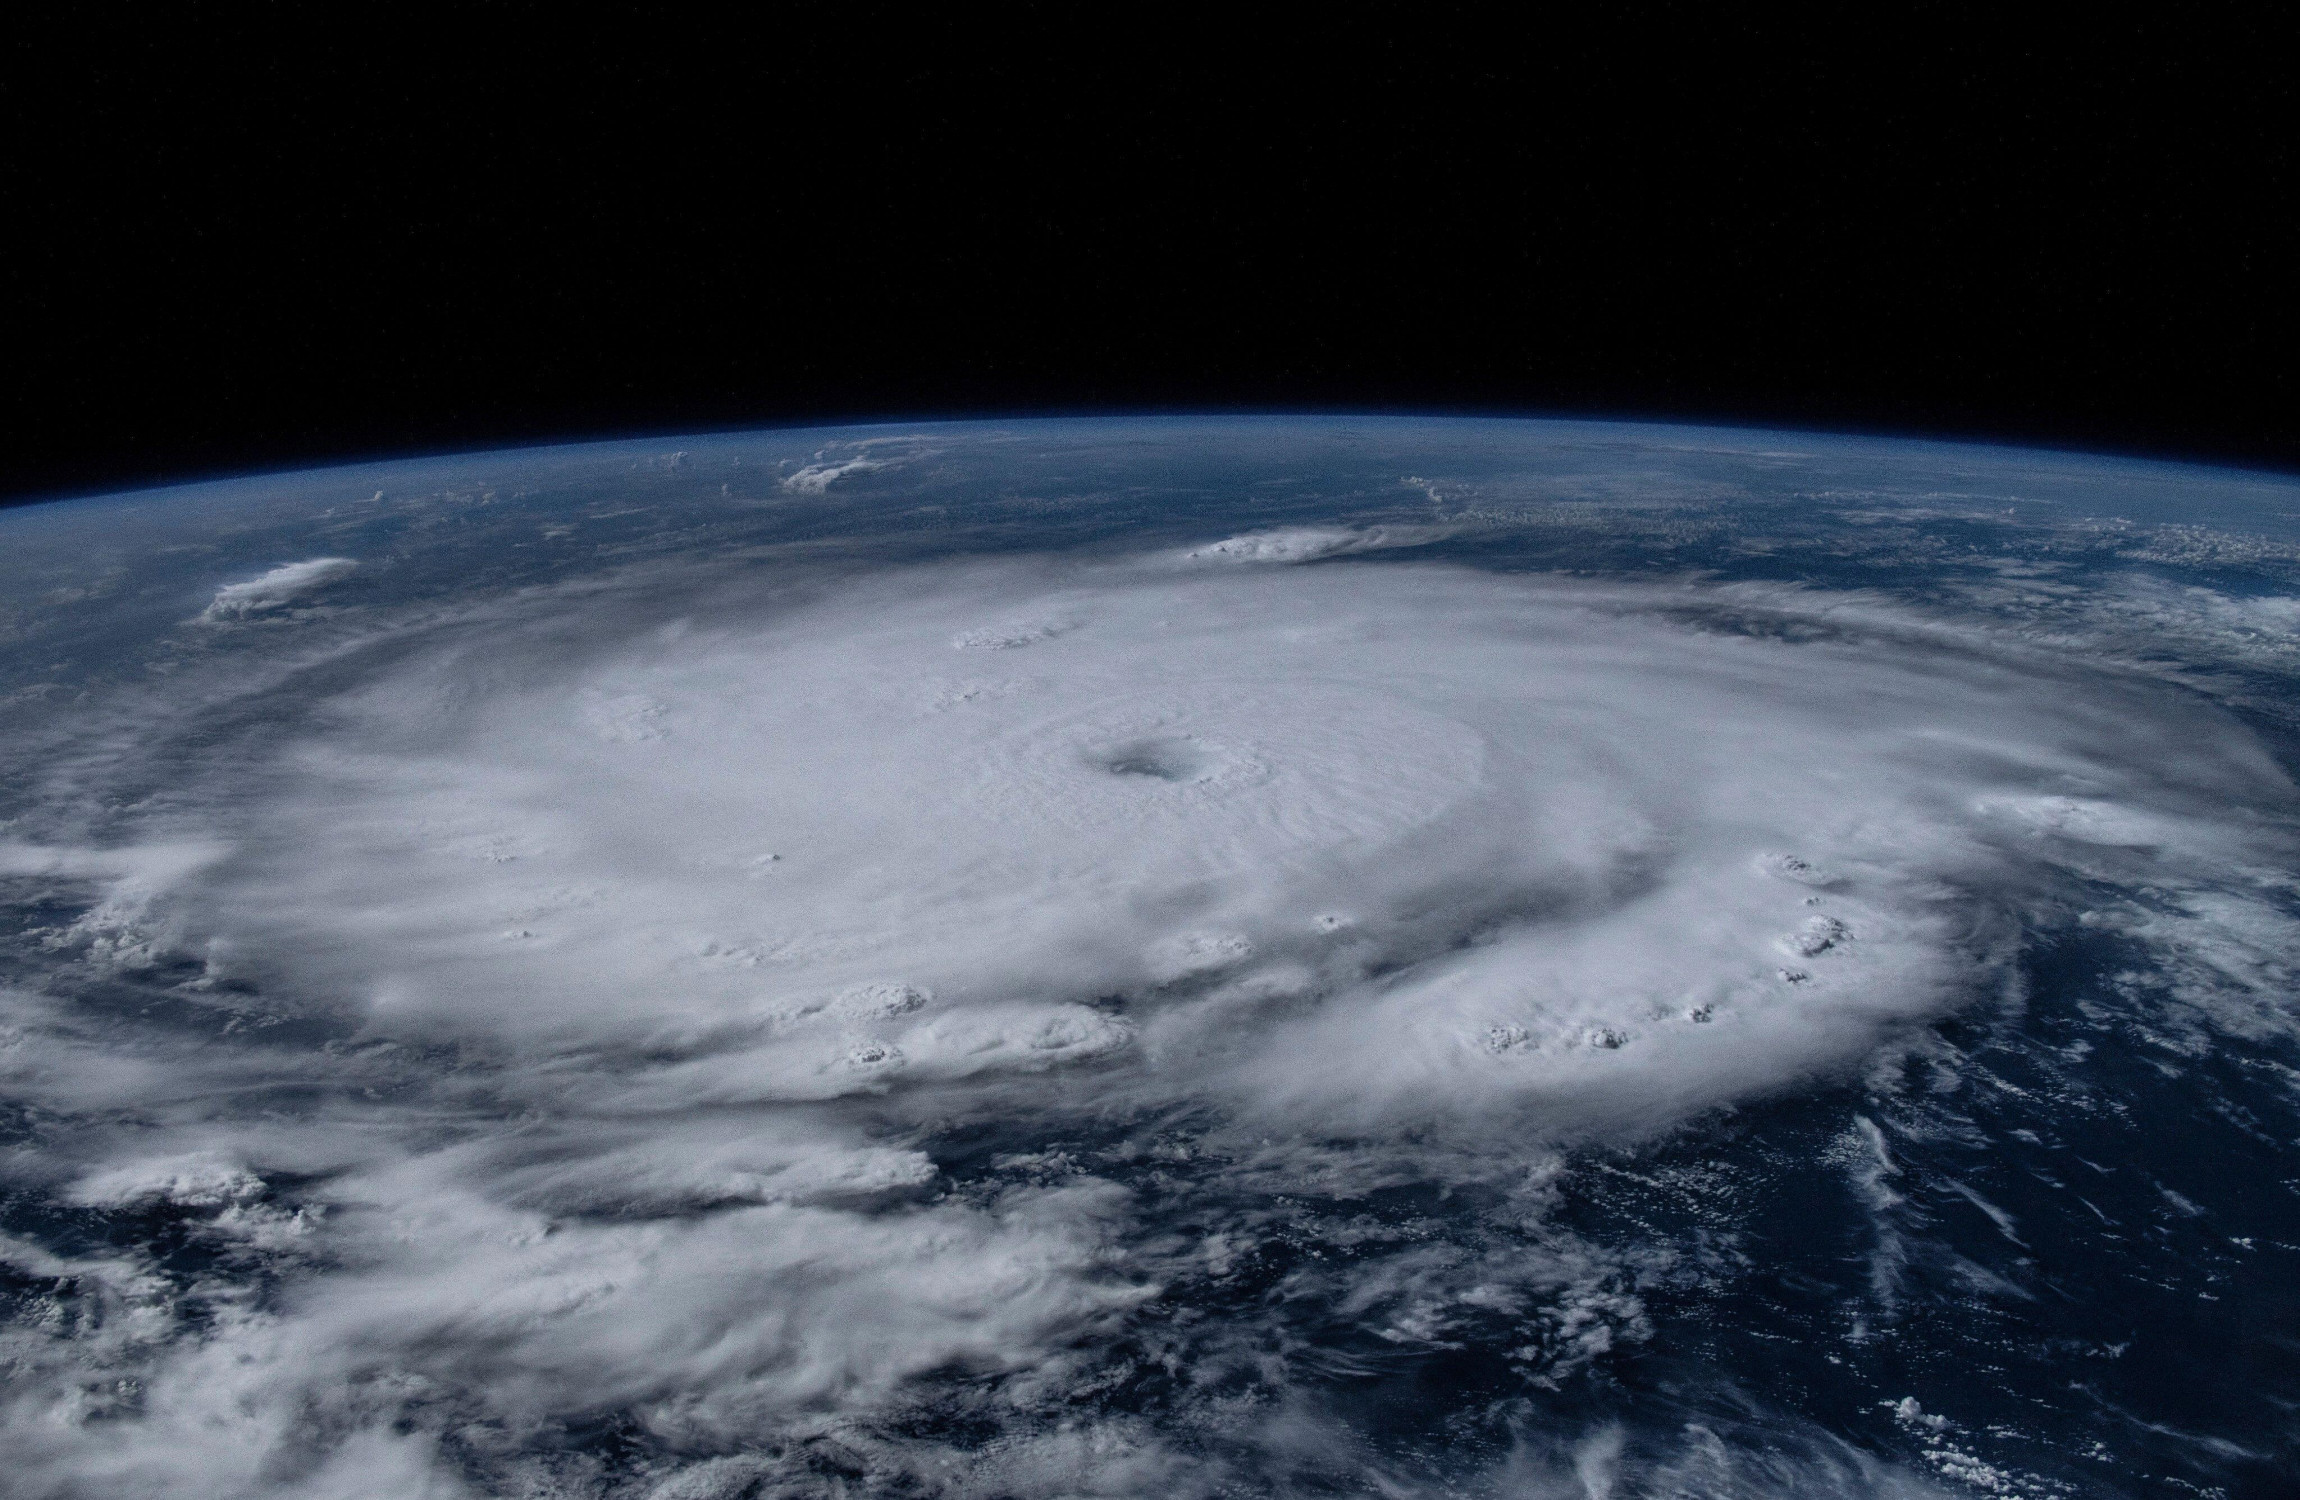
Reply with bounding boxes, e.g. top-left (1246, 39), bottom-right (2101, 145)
top-left (5, 9), bottom-right (2296, 505)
